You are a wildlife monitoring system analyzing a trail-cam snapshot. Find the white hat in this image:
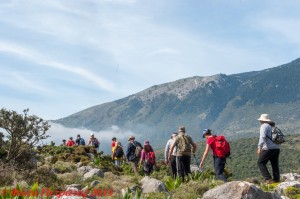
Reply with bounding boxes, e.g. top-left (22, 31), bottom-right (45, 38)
top-left (90, 132), bottom-right (94, 136)
top-left (257, 114), bottom-right (272, 122)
